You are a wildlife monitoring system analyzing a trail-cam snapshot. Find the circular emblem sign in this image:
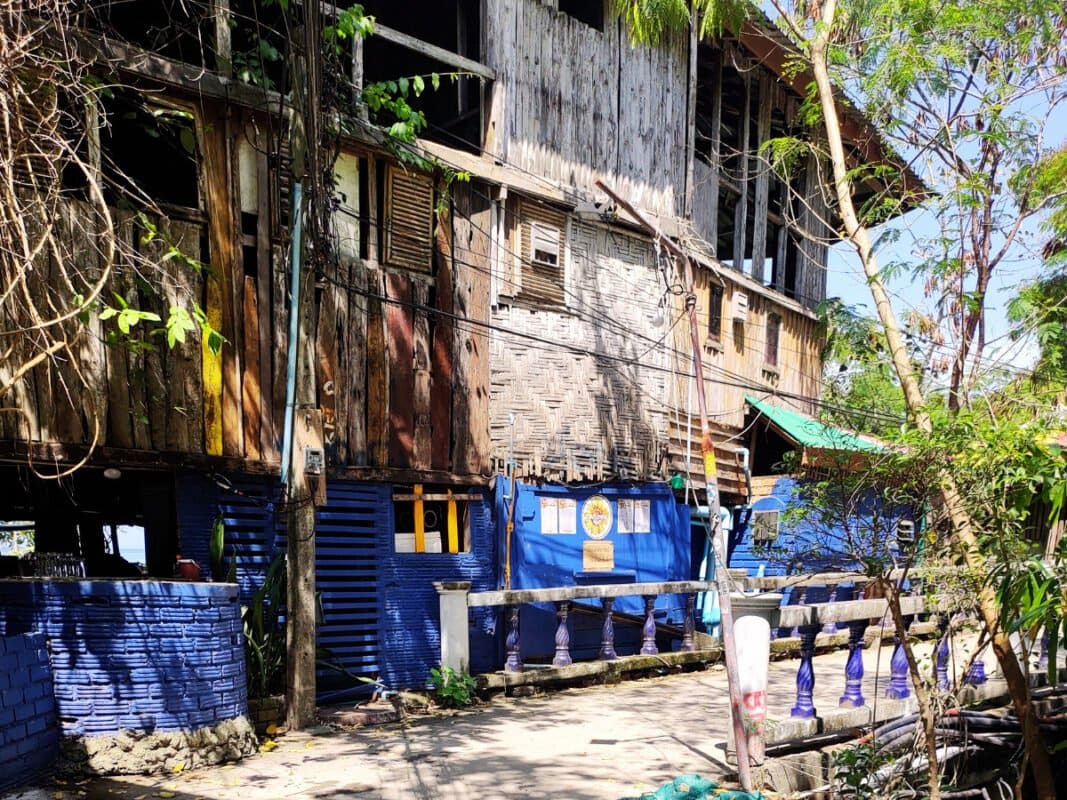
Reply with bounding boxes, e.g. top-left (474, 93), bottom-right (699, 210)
top-left (582, 495), bottom-right (613, 539)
